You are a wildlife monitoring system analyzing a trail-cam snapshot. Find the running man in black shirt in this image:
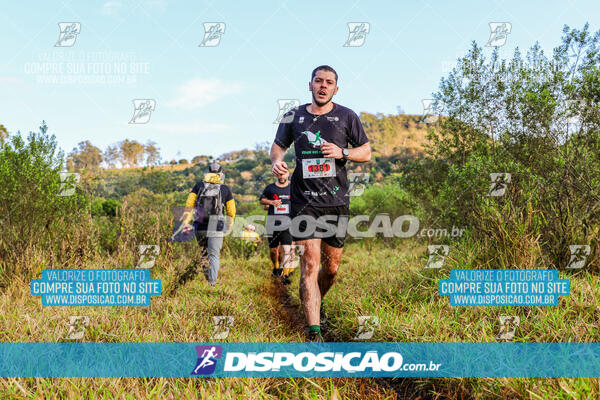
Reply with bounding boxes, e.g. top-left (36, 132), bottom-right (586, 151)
top-left (270, 65), bottom-right (371, 341)
top-left (259, 170), bottom-right (293, 284)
